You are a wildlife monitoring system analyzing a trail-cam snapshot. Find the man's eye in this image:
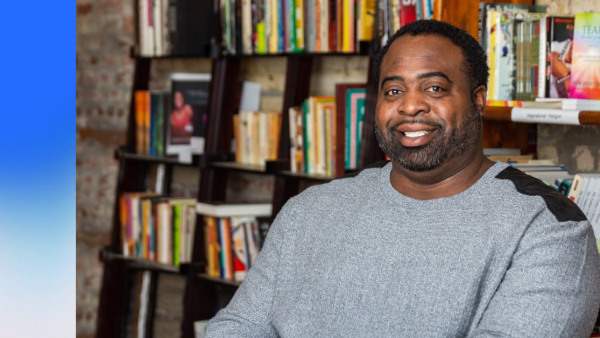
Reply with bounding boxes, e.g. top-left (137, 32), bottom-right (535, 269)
top-left (385, 89), bottom-right (401, 96)
top-left (425, 86), bottom-right (443, 93)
